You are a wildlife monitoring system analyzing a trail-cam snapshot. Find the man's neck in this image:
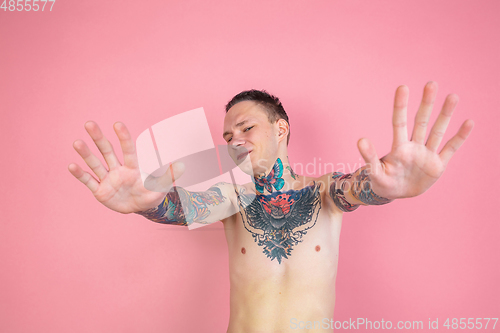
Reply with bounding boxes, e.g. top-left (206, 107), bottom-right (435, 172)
top-left (252, 156), bottom-right (300, 194)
